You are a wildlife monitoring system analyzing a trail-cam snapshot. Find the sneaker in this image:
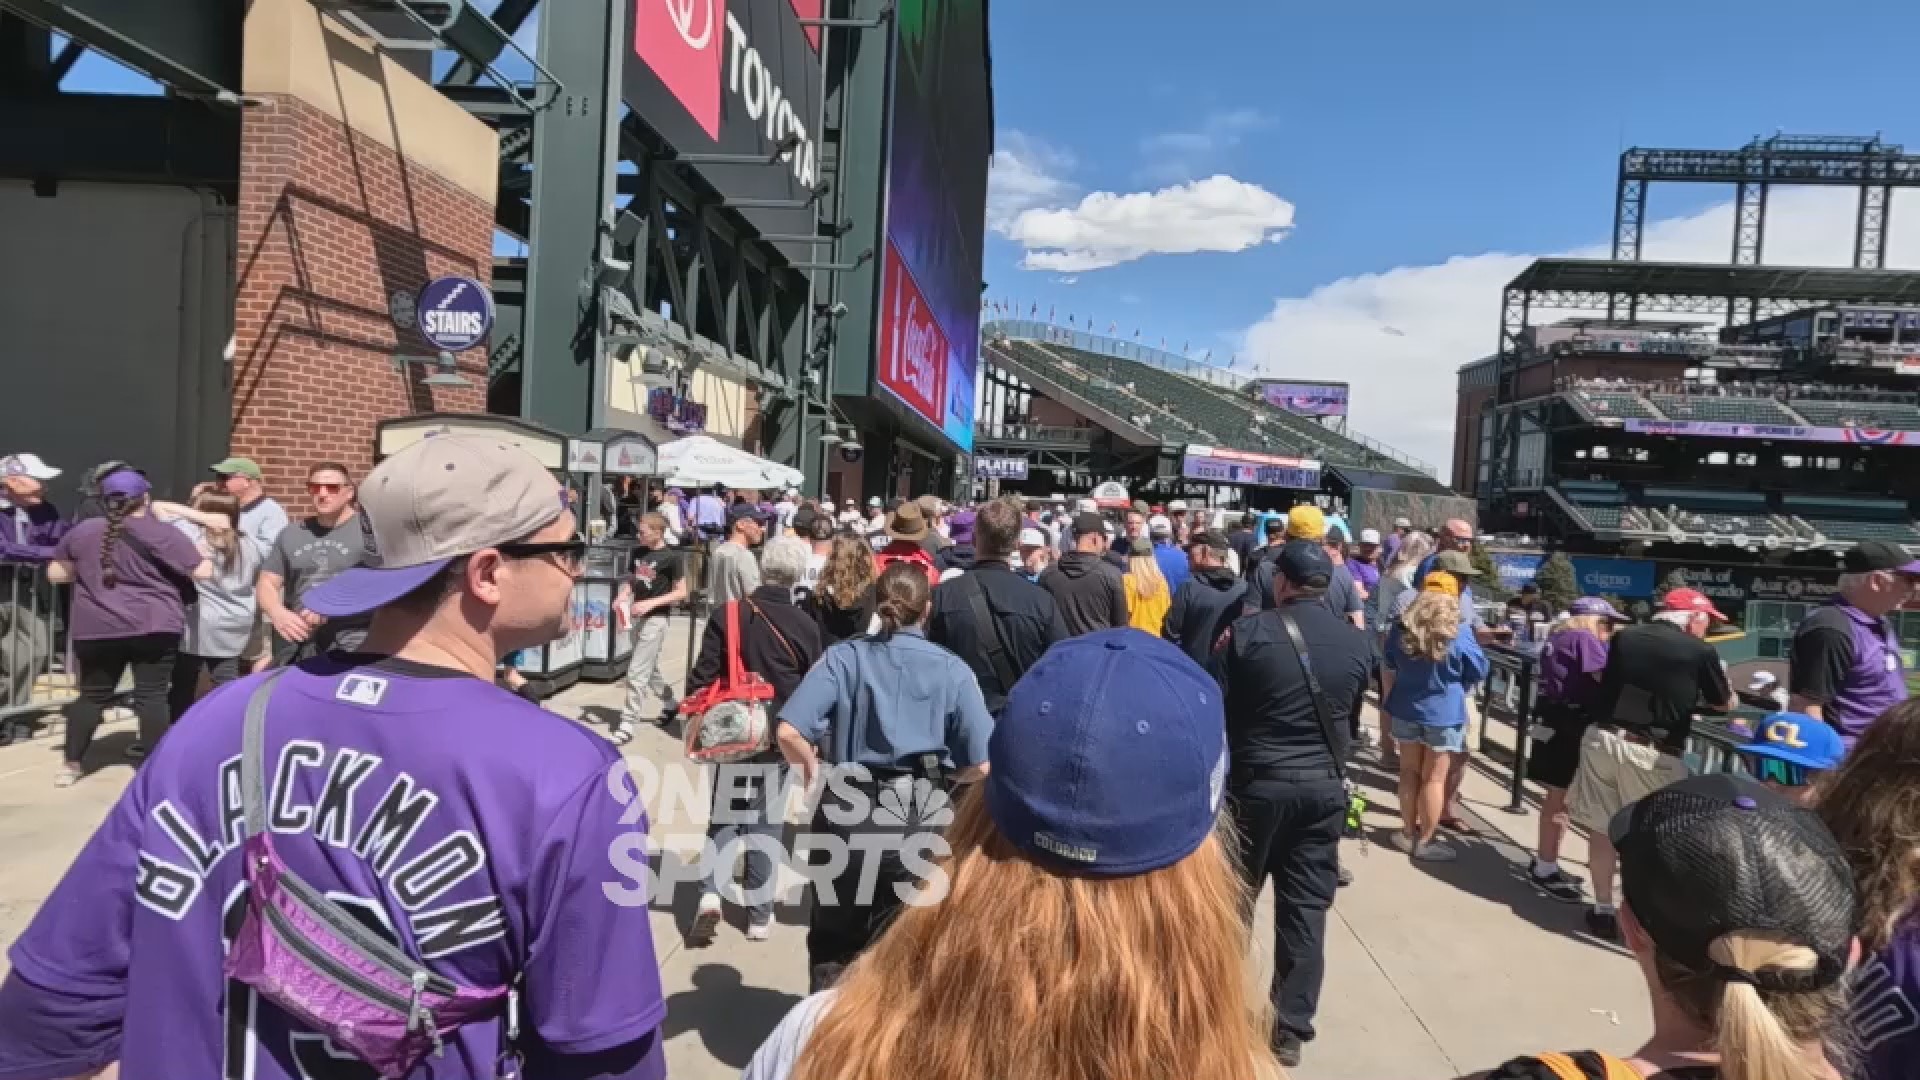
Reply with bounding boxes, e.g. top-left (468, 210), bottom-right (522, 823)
top-left (746, 917), bottom-right (773, 941)
top-left (656, 696), bottom-right (680, 727)
top-left (1389, 830), bottom-right (1417, 854)
top-left (1585, 907), bottom-right (1620, 942)
top-left (1336, 863), bottom-right (1354, 888)
top-left (54, 764), bottom-right (81, 788)
top-left (690, 892), bottom-right (723, 944)
top-left (1531, 860), bottom-right (1585, 888)
top-left (1273, 1032), bottom-right (1304, 1068)
top-left (1411, 840), bottom-right (1458, 862)
top-left (1531, 868), bottom-right (1586, 903)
